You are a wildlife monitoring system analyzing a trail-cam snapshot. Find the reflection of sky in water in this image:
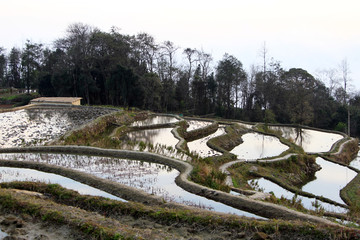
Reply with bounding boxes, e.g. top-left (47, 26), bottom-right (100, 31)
top-left (231, 133), bottom-right (288, 160)
top-left (350, 152), bottom-right (360, 171)
top-left (131, 116), bottom-right (178, 126)
top-left (302, 157), bottom-right (357, 205)
top-left (0, 167), bottom-right (125, 201)
top-left (252, 178), bottom-right (348, 213)
top-left (126, 128), bottom-right (178, 147)
top-left (270, 127), bottom-right (343, 153)
top-left (0, 229), bottom-right (8, 238)
top-left (237, 122), bottom-right (254, 129)
top-left (0, 153), bottom-right (262, 219)
top-left (187, 126), bottom-right (226, 158)
top-left (186, 120), bottom-right (212, 131)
